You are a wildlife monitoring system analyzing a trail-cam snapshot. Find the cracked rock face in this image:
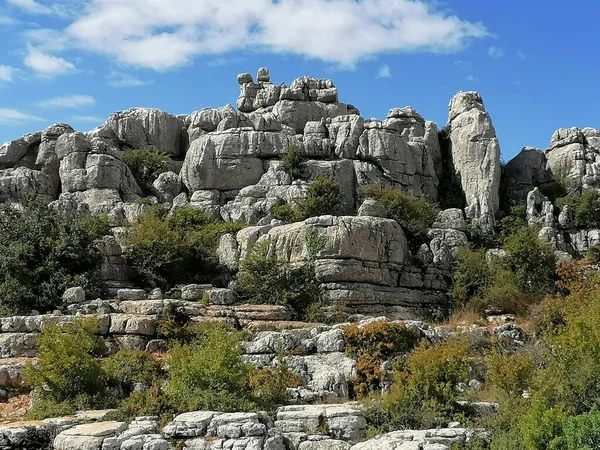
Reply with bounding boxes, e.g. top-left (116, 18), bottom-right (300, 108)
top-left (446, 91), bottom-right (501, 230)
